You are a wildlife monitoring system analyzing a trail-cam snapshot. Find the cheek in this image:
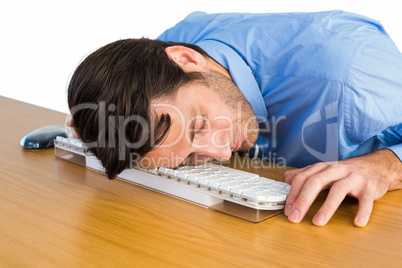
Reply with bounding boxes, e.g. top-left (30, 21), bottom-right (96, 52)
top-left (209, 119), bottom-right (234, 146)
top-left (211, 117), bottom-right (235, 134)
top-left (188, 153), bottom-right (211, 165)
top-left (139, 151), bottom-right (189, 168)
